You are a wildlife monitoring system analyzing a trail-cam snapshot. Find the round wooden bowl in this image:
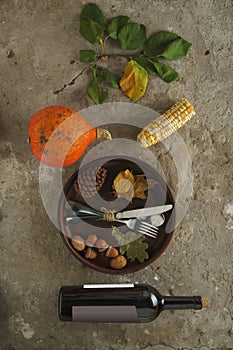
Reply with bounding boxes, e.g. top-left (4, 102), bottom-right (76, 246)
top-left (58, 156), bottom-right (176, 274)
